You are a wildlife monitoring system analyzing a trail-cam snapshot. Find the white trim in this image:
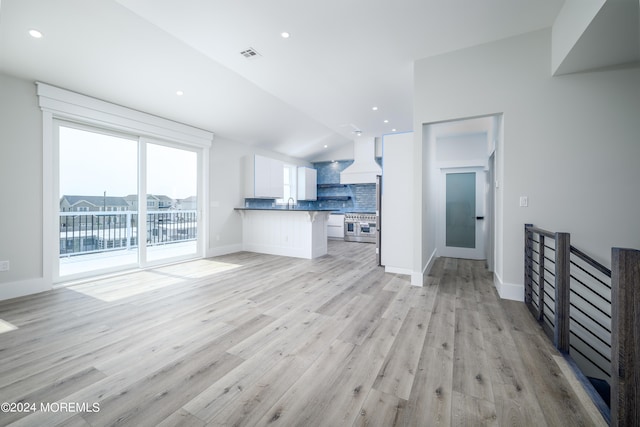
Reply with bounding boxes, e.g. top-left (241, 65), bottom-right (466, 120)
top-left (437, 159), bottom-right (488, 170)
top-left (39, 83), bottom-right (213, 287)
top-left (206, 244), bottom-right (243, 258)
top-left (0, 278), bottom-right (50, 301)
top-left (424, 249), bottom-right (438, 277)
top-left (385, 266), bottom-right (413, 276)
top-left (138, 139), bottom-right (149, 267)
top-left (36, 82), bottom-right (213, 148)
top-left (493, 272), bottom-right (524, 301)
top-left (200, 146), bottom-right (210, 259)
top-left (43, 111), bottom-right (55, 284)
top-left (411, 272), bottom-right (424, 287)
top-left (386, 249), bottom-right (437, 287)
